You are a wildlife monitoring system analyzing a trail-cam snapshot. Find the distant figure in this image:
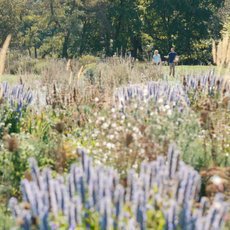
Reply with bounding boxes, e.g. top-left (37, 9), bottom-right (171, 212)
top-left (152, 50), bottom-right (161, 65)
top-left (165, 47), bottom-right (177, 77)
